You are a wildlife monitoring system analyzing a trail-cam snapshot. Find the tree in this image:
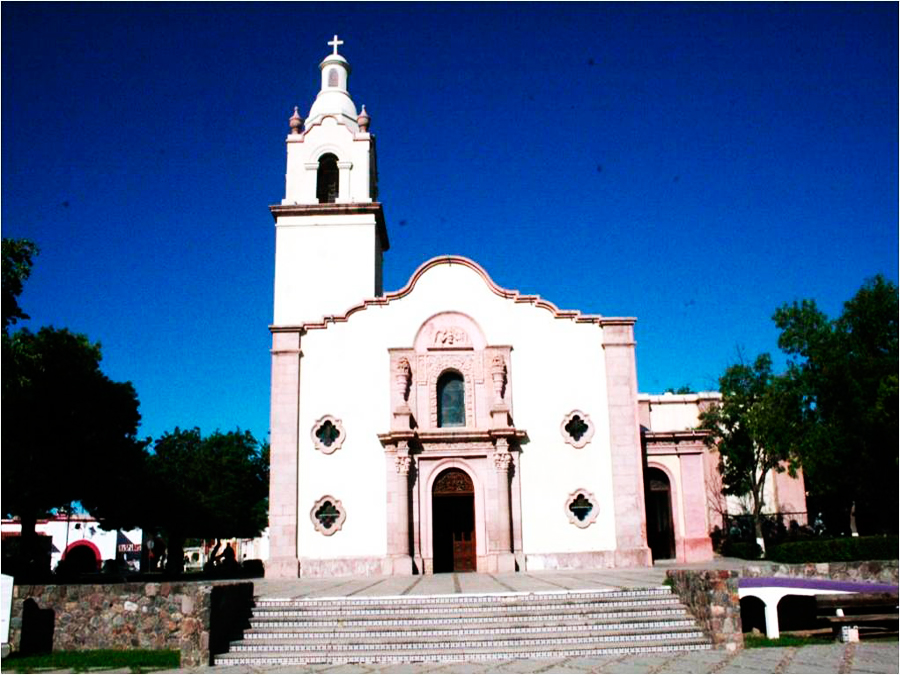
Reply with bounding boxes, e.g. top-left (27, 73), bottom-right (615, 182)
top-left (143, 428), bottom-right (269, 574)
top-left (773, 275), bottom-right (898, 533)
top-left (2, 327), bottom-right (147, 573)
top-left (2, 238), bottom-right (148, 576)
top-left (698, 353), bottom-right (803, 551)
top-left (2, 238), bottom-right (39, 333)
